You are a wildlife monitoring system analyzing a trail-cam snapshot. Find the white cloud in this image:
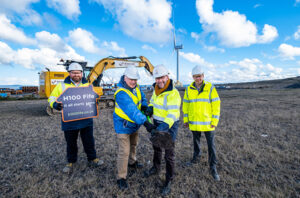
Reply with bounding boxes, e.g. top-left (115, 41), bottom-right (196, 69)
top-left (91, 0), bottom-right (173, 43)
top-left (220, 58), bottom-right (285, 83)
top-left (293, 26), bottom-right (300, 40)
top-left (0, 40), bottom-right (84, 70)
top-left (35, 31), bottom-right (68, 52)
top-left (0, 0), bottom-right (42, 26)
top-left (103, 41), bottom-right (127, 57)
top-left (257, 24), bottom-right (279, 43)
top-left (46, 0), bottom-right (80, 20)
top-left (196, 0), bottom-right (278, 47)
top-left (0, 14), bottom-right (35, 45)
top-left (179, 51), bottom-right (215, 68)
top-left (204, 45), bottom-right (225, 53)
top-left (68, 28), bottom-right (100, 53)
top-left (0, 41), bottom-right (15, 64)
top-left (253, 4), bottom-right (262, 8)
top-left (142, 44), bottom-right (157, 53)
top-left (191, 32), bottom-right (201, 41)
top-left (278, 43), bottom-right (300, 59)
